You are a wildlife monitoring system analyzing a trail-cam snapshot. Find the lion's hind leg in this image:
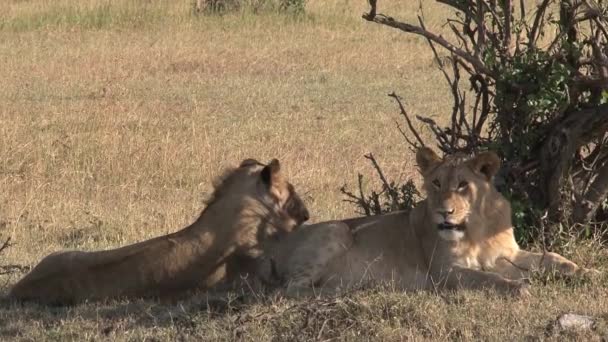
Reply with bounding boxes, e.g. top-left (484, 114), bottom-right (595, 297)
top-left (438, 266), bottom-right (530, 297)
top-left (9, 251), bottom-right (85, 305)
top-left (278, 221), bottom-right (354, 298)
